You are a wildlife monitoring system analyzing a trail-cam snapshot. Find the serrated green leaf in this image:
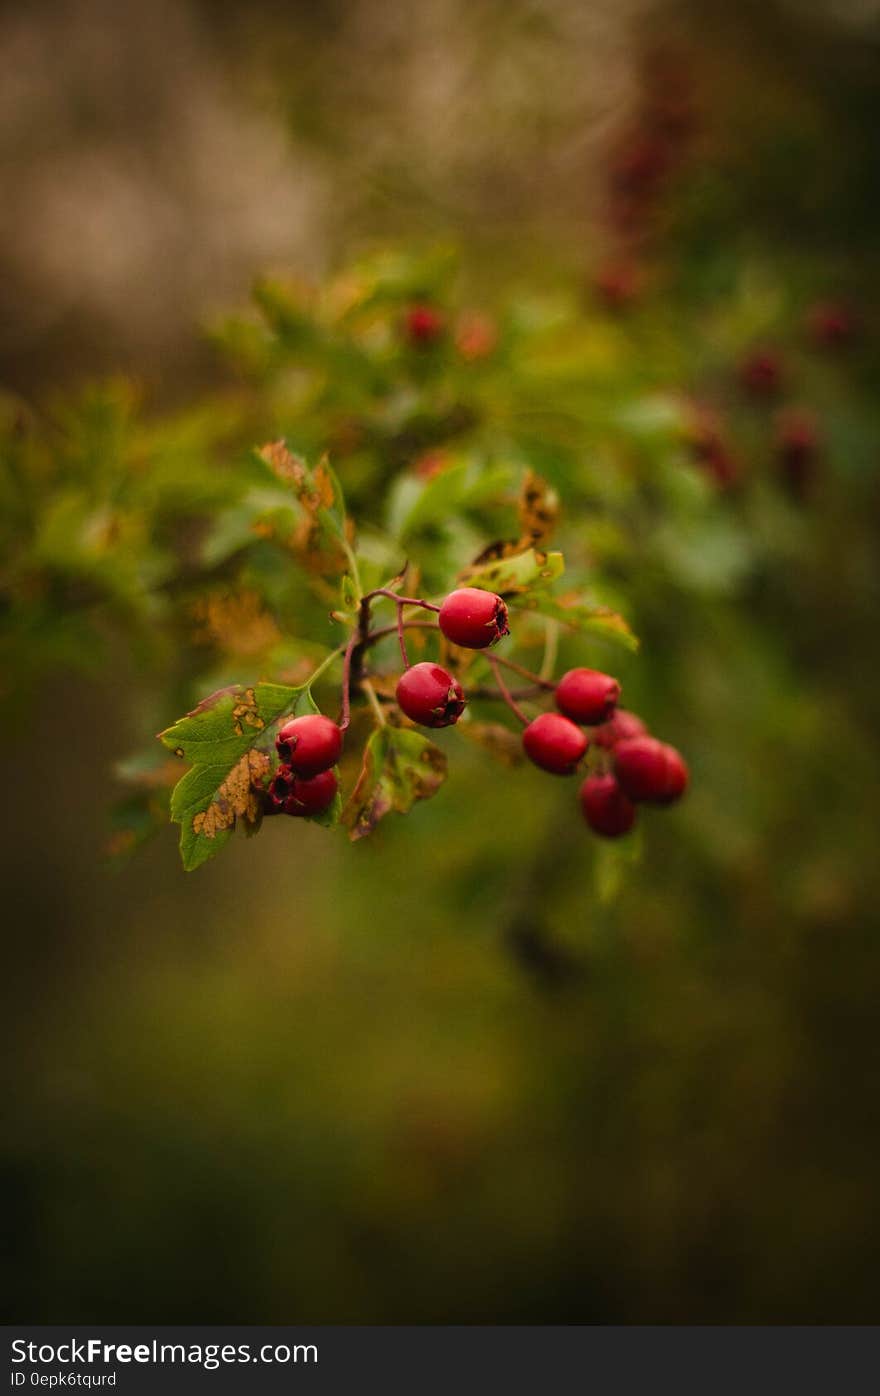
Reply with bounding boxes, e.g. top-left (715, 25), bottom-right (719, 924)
top-left (509, 591), bottom-right (639, 653)
top-left (458, 547), bottom-right (565, 594)
top-left (344, 726), bottom-right (447, 841)
top-left (159, 681), bottom-right (315, 870)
